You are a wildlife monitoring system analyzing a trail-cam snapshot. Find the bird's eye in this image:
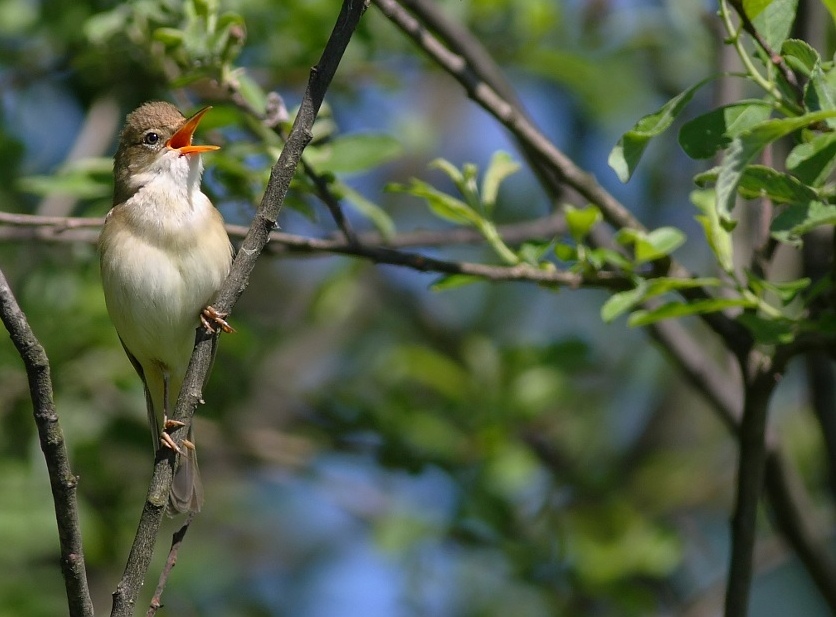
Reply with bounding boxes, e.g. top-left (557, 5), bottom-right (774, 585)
top-left (143, 132), bottom-right (160, 145)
